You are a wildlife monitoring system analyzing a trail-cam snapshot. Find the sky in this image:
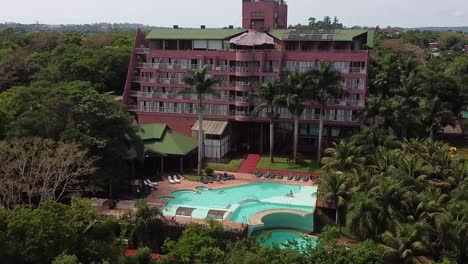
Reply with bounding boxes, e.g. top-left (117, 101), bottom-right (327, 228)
top-left (1, 0), bottom-right (467, 28)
